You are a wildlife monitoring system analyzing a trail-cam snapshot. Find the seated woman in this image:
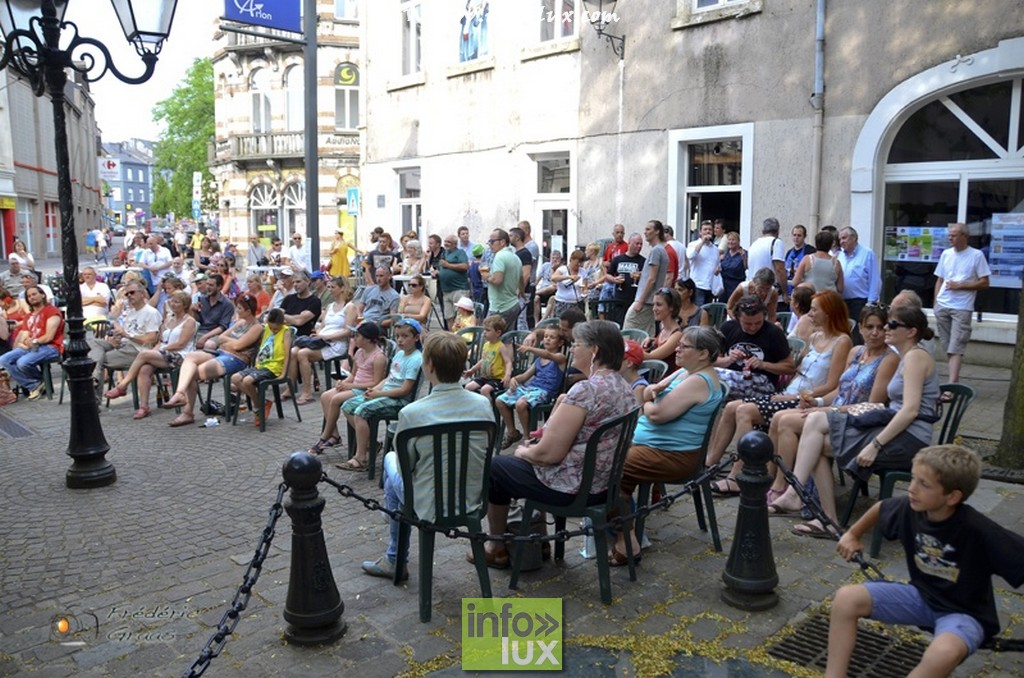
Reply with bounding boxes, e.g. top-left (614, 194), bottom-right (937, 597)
top-left (770, 306), bottom-right (940, 537)
top-left (232, 308), bottom-right (292, 427)
top-left (675, 278), bottom-right (709, 328)
top-left (215, 257), bottom-right (240, 300)
top-left (475, 320), bottom-right (637, 568)
top-left (291, 276), bottom-right (358, 405)
top-left (708, 290), bottom-right (852, 495)
top-left (161, 293), bottom-right (263, 427)
top-left (150, 275), bottom-right (187, 318)
top-left (400, 239), bottom-right (426, 277)
top-left (337, 318), bottom-right (424, 472)
top-left (311, 321), bottom-right (388, 454)
top-left (104, 290), bottom-right (197, 419)
top-left (397, 274), bottom-right (432, 330)
top-left (614, 326), bottom-right (726, 560)
top-left (194, 236), bottom-right (215, 273)
top-left (726, 267), bottom-right (779, 324)
top-left (787, 284), bottom-right (816, 341)
top-left (642, 287), bottom-right (683, 374)
top-left (766, 305), bottom-right (899, 500)
top-left (246, 275), bottom-right (271, 316)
